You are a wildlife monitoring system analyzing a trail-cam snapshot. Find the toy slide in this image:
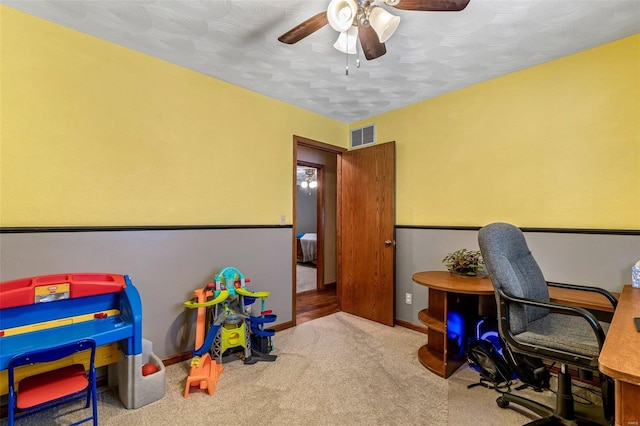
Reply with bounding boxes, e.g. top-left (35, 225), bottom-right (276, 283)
top-left (185, 288), bottom-right (228, 356)
top-left (235, 287), bottom-right (269, 299)
top-left (193, 324), bottom-right (221, 358)
top-left (245, 313), bottom-right (277, 365)
top-left (184, 289), bottom-right (229, 309)
top-left (249, 314), bottom-right (277, 337)
top-left (183, 353), bottom-right (223, 398)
